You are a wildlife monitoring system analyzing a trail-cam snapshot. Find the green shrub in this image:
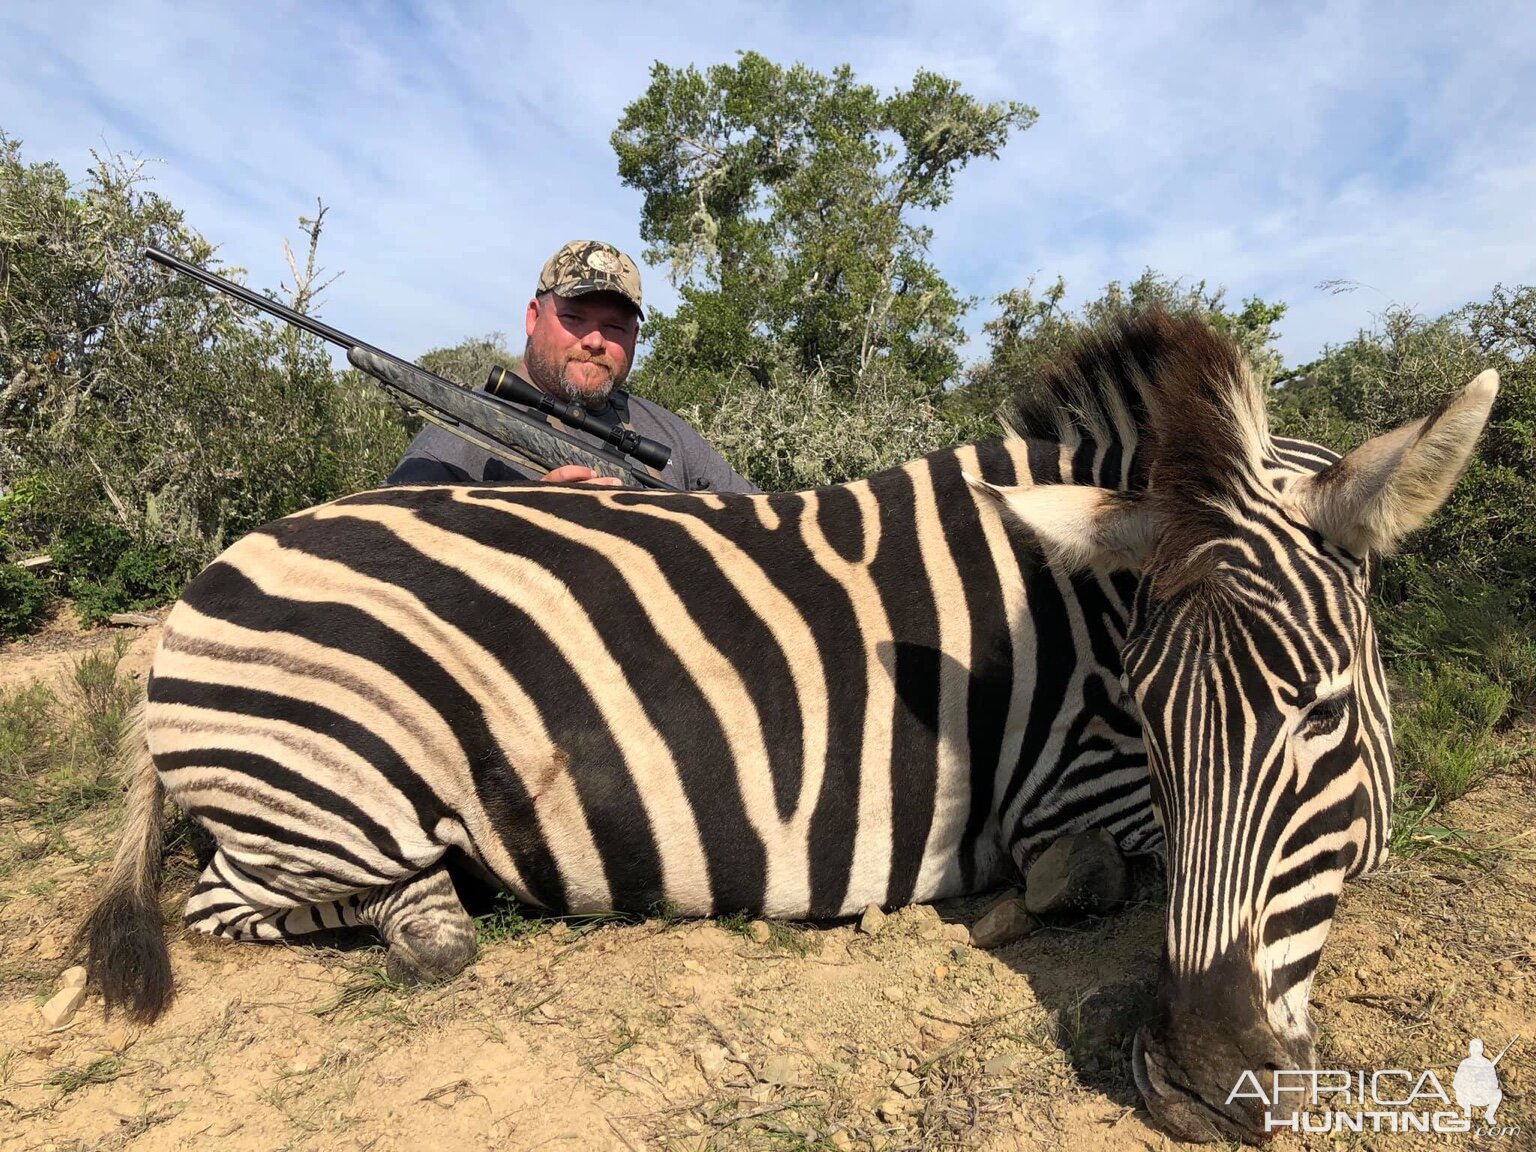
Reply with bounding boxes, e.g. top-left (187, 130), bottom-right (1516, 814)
top-left (0, 638), bottom-right (136, 826)
top-left (0, 564), bottom-right (52, 638)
